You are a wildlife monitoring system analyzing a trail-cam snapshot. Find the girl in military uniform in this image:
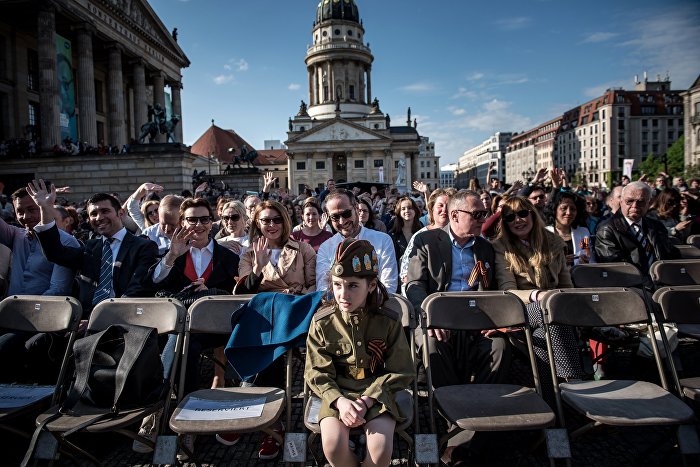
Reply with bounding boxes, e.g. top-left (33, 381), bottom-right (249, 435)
top-left (304, 239), bottom-right (414, 467)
